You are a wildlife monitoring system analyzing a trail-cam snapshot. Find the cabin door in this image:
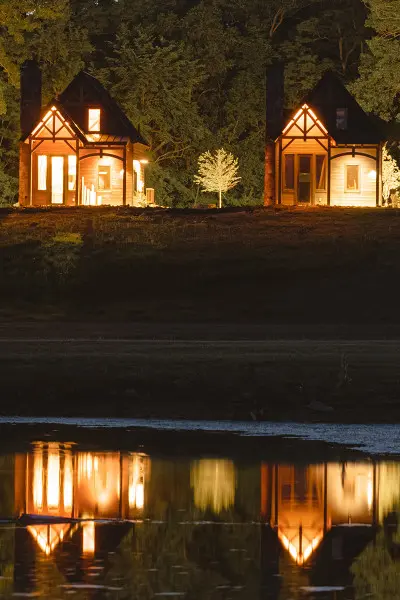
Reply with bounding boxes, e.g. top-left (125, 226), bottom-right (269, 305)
top-left (297, 155), bottom-right (312, 204)
top-left (51, 156), bottom-right (64, 204)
